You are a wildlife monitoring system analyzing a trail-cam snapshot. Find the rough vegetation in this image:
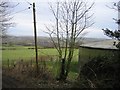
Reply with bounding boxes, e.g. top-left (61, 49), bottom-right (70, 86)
top-left (2, 45), bottom-right (120, 88)
top-left (76, 54), bottom-right (120, 88)
top-left (2, 64), bottom-right (74, 89)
